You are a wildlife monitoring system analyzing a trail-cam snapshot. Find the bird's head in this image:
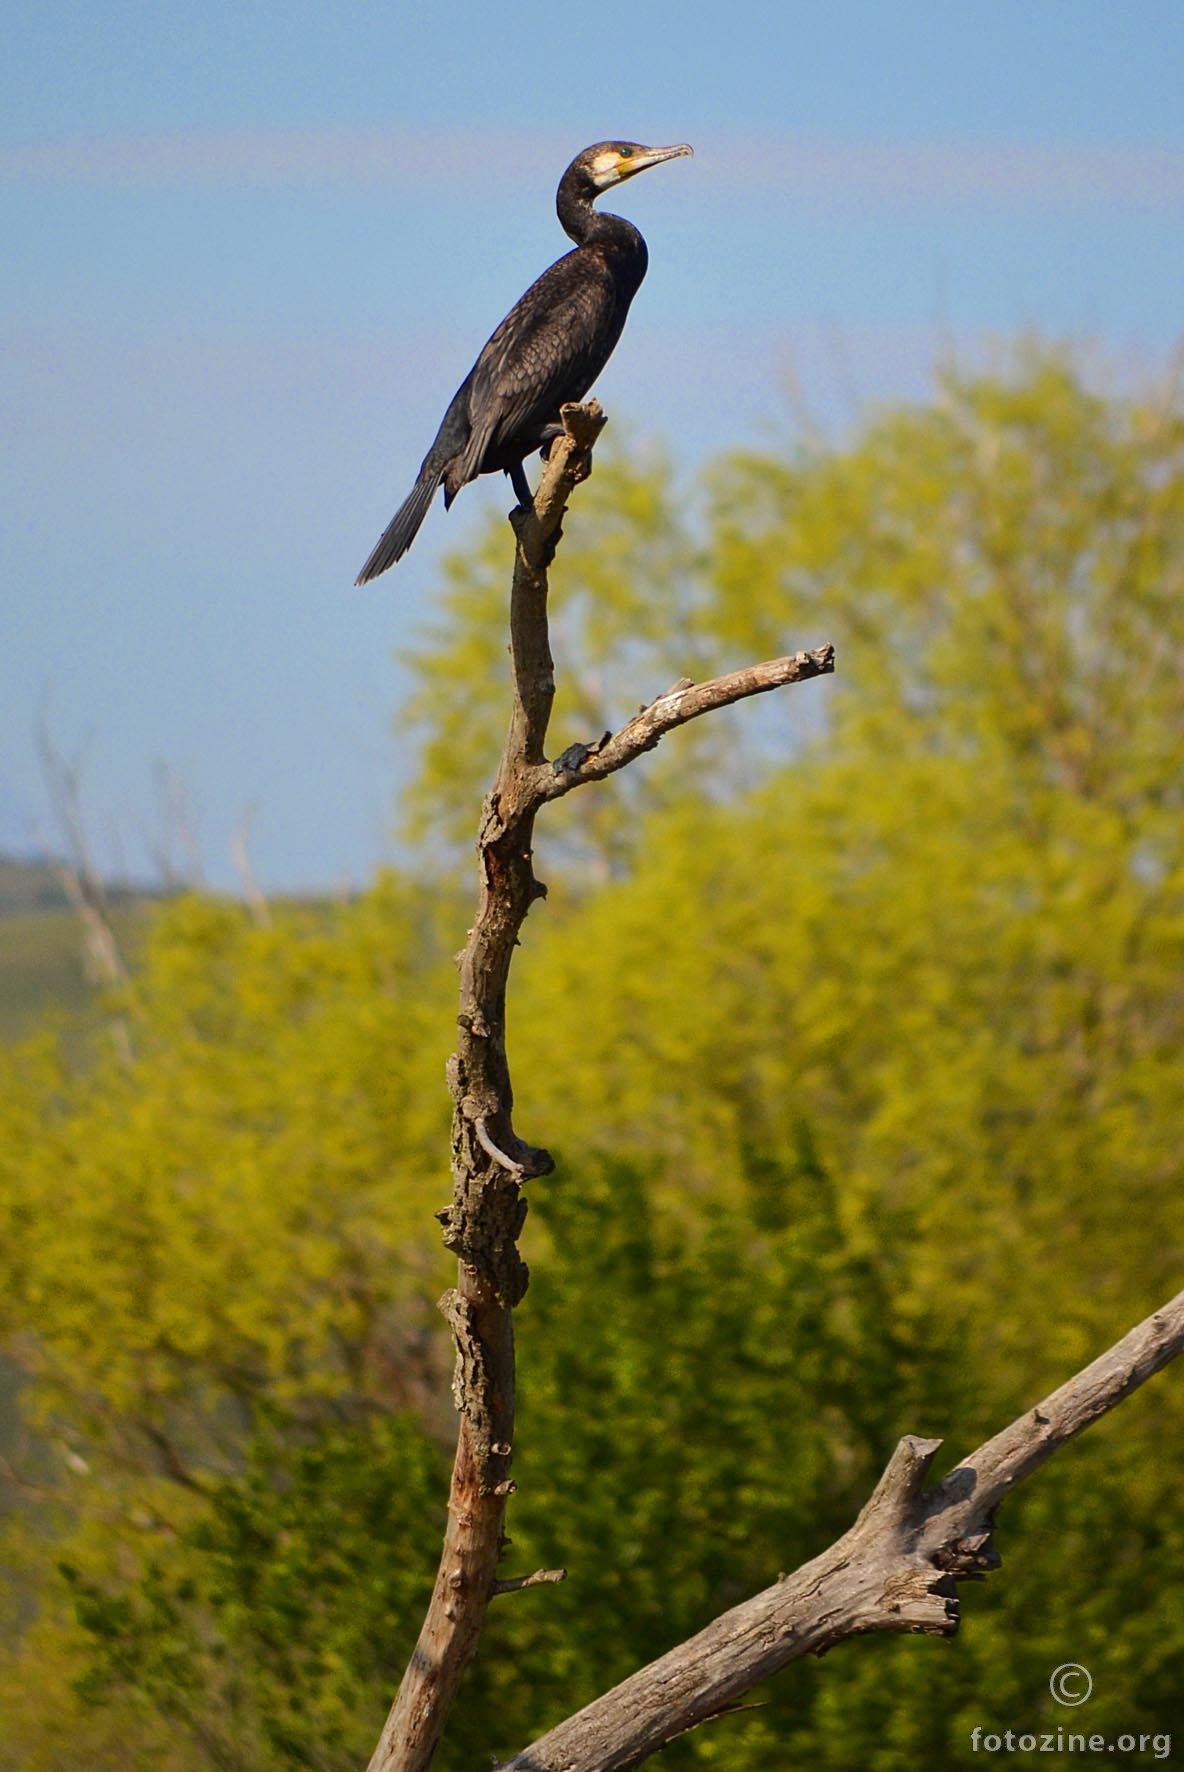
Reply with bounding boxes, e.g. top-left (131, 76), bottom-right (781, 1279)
top-left (575, 140), bottom-right (694, 193)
